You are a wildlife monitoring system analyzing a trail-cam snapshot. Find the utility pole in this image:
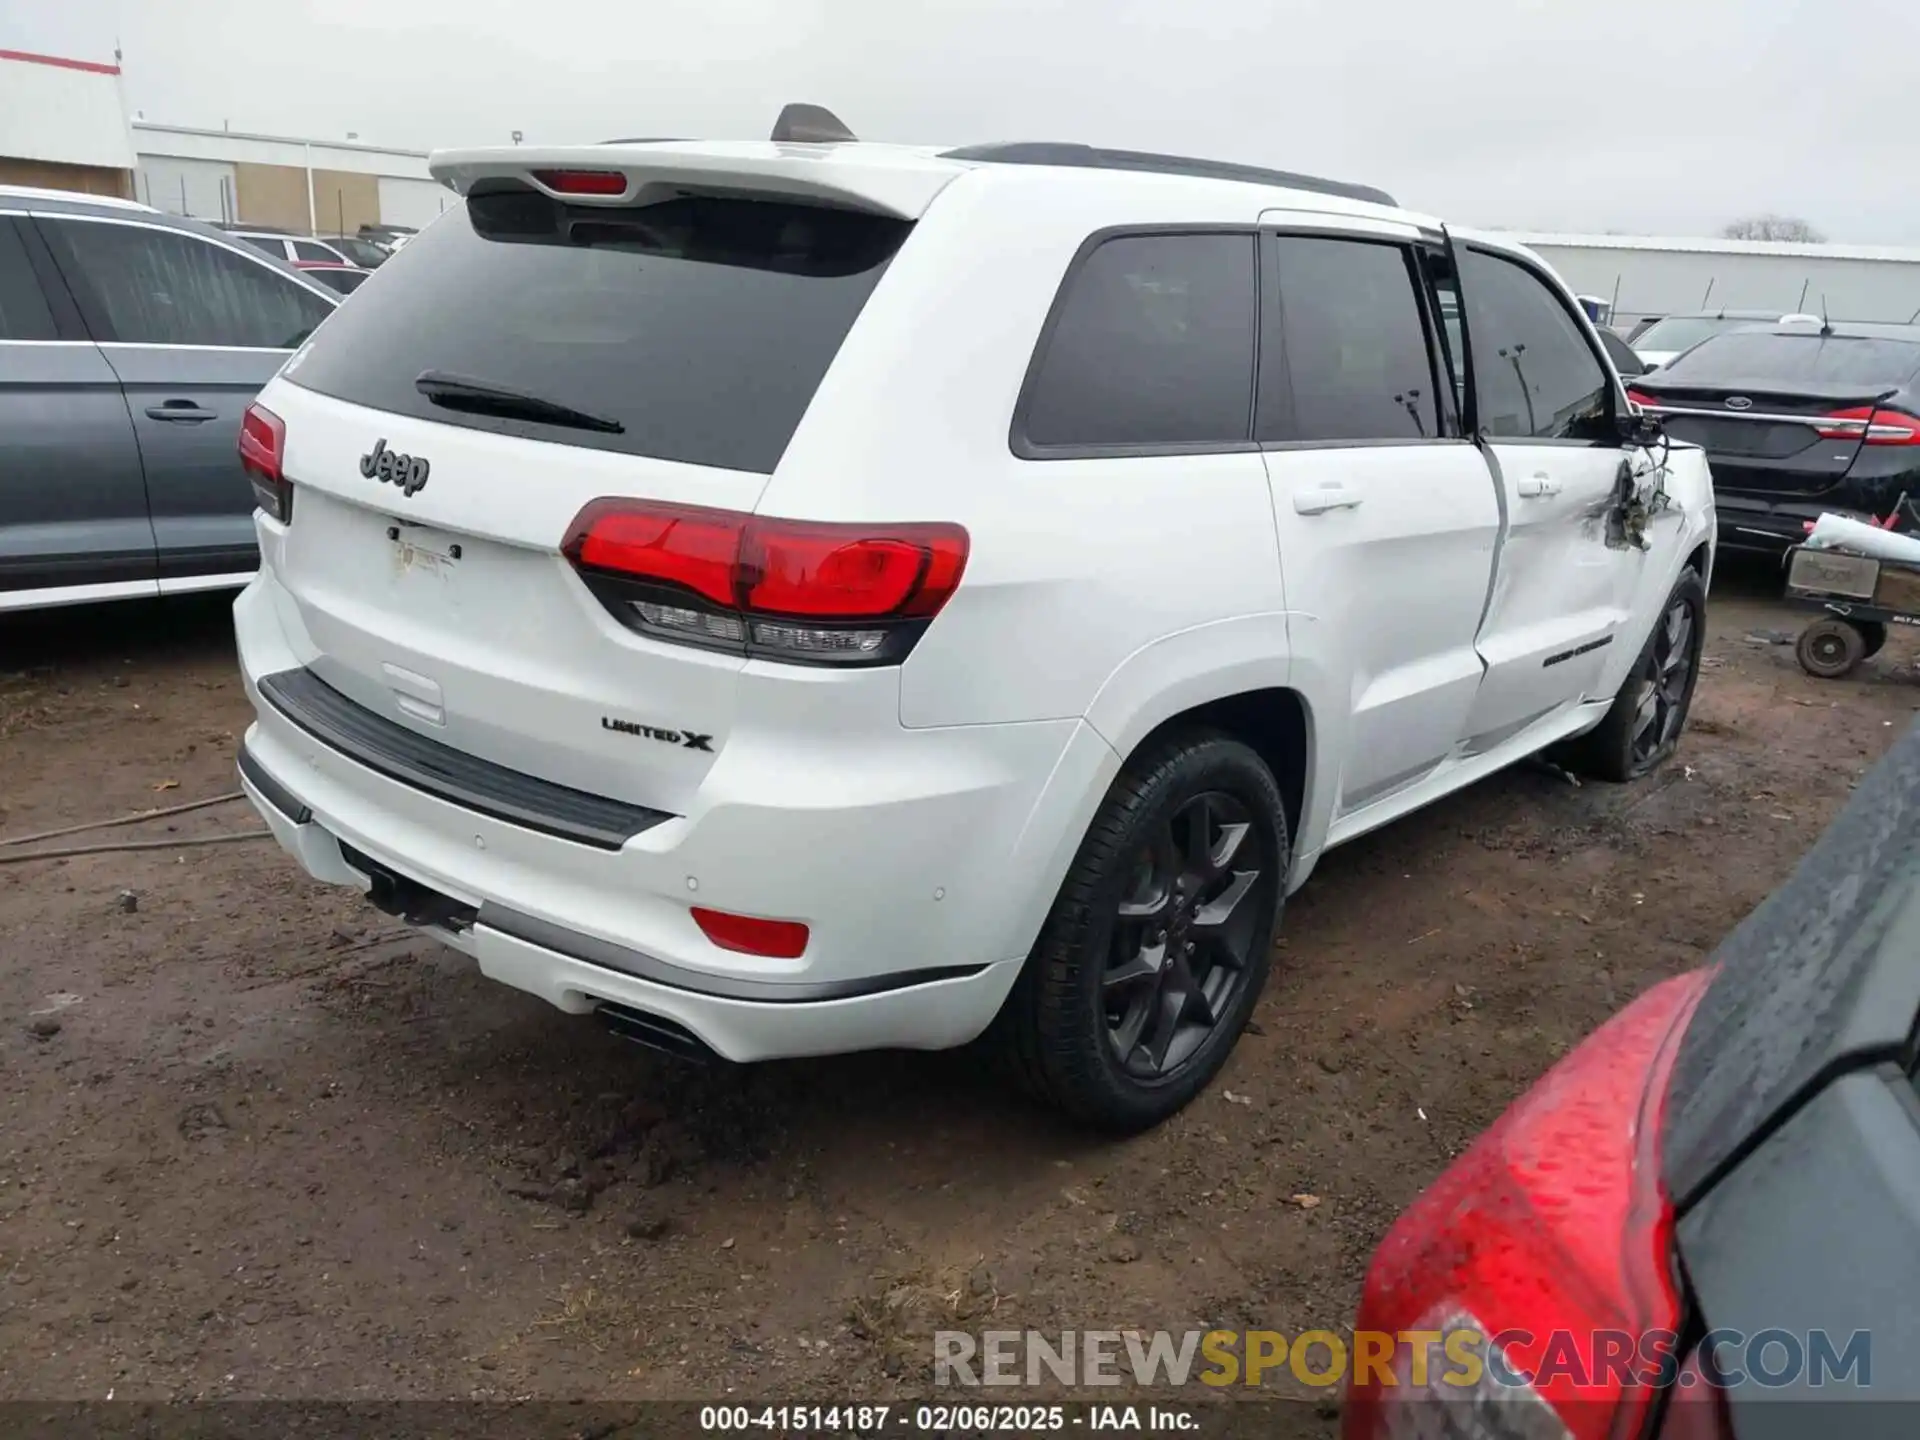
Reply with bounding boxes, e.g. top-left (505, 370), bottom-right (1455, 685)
top-left (304, 141), bottom-right (317, 235)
